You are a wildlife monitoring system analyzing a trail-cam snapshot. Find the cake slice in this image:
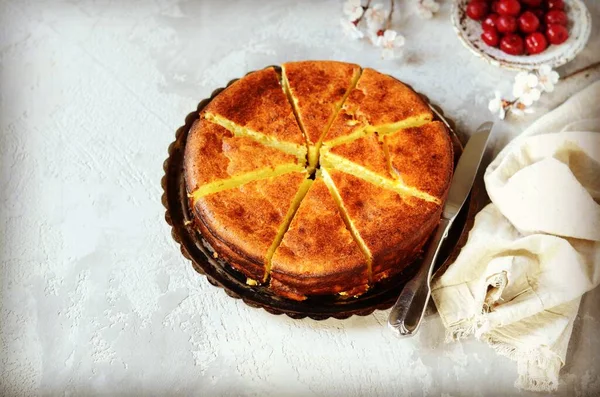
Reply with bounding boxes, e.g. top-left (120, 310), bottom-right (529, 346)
top-left (194, 172), bottom-right (311, 283)
top-left (322, 169), bottom-right (441, 282)
top-left (282, 61), bottom-right (361, 168)
top-left (323, 133), bottom-right (391, 178)
top-left (184, 118), bottom-right (304, 200)
top-left (383, 121), bottom-right (454, 200)
top-left (323, 68), bottom-right (433, 148)
top-left (270, 175), bottom-right (369, 300)
top-left (320, 122), bottom-right (451, 204)
top-left (320, 134), bottom-right (440, 204)
top-left (203, 67), bottom-right (307, 160)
